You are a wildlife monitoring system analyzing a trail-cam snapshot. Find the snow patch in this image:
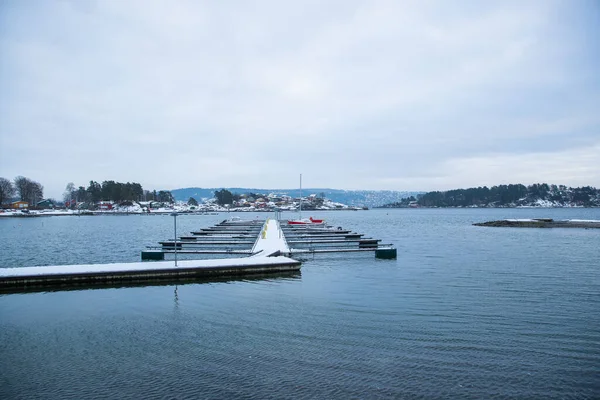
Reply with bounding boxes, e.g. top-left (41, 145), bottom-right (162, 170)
top-left (0, 256), bottom-right (297, 277)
